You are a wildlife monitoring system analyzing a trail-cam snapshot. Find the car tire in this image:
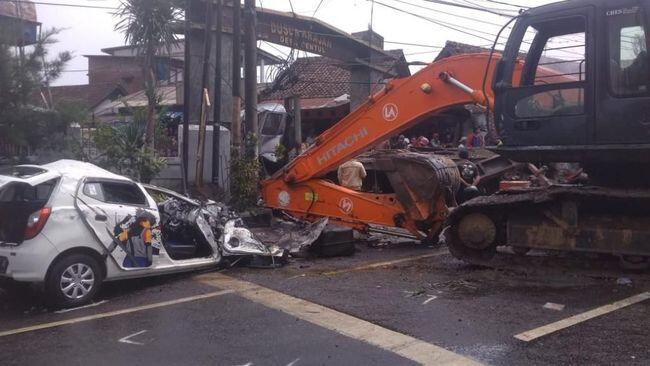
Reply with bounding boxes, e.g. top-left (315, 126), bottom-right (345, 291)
top-left (46, 254), bottom-right (103, 308)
